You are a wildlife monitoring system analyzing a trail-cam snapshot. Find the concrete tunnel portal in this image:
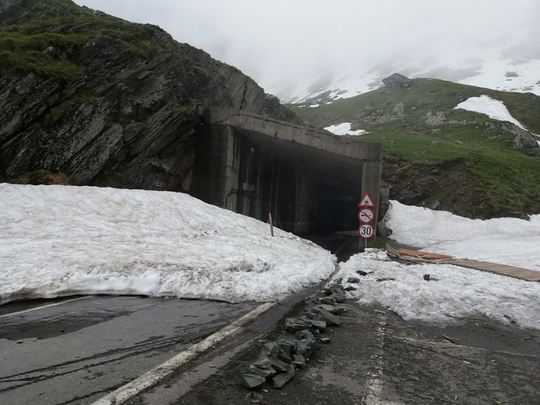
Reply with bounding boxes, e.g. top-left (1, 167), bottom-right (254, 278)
top-left (192, 108), bottom-right (382, 236)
